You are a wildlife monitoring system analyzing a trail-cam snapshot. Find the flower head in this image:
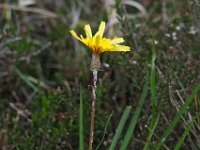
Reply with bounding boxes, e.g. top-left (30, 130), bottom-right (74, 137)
top-left (70, 21), bottom-right (130, 55)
